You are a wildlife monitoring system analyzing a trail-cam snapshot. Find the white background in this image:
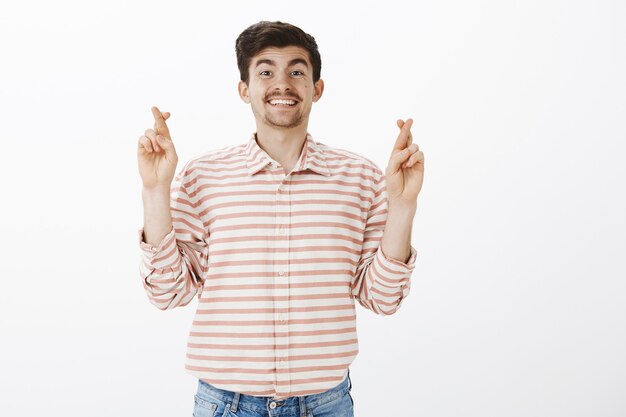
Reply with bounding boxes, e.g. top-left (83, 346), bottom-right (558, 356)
top-left (1, 0), bottom-right (625, 416)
